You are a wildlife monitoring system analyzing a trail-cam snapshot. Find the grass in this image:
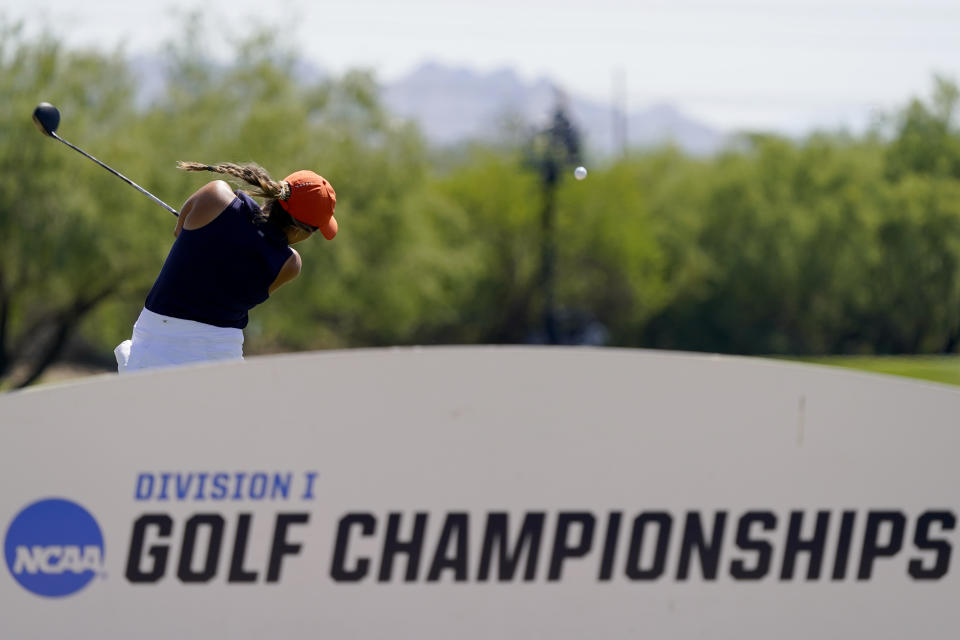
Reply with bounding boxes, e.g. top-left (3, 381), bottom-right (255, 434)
top-left (791, 355), bottom-right (960, 387)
